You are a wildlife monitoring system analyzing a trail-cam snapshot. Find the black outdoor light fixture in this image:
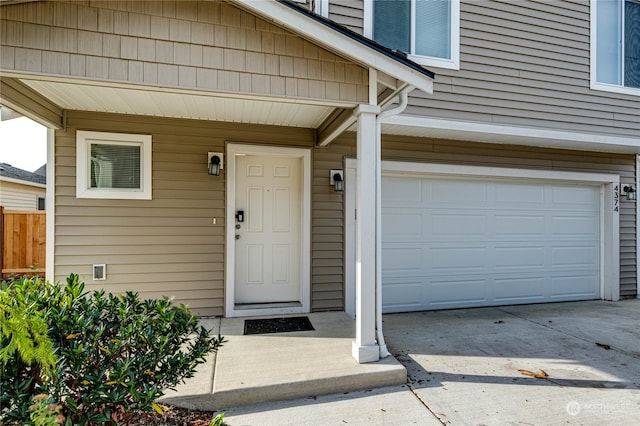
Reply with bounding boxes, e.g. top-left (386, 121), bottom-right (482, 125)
top-left (208, 152), bottom-right (223, 176)
top-left (330, 169), bottom-right (344, 192)
top-left (623, 184), bottom-right (637, 201)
